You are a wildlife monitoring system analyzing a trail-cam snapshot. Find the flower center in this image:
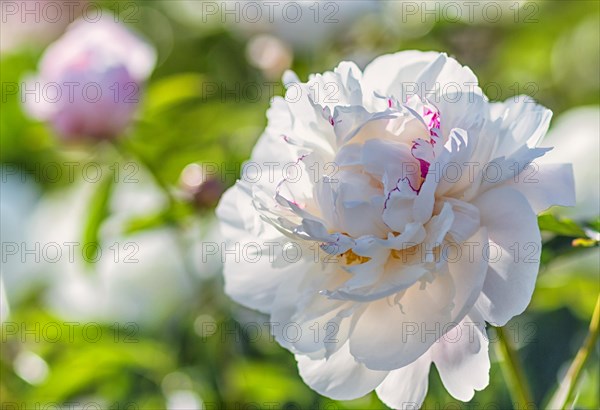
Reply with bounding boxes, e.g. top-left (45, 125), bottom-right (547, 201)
top-left (339, 249), bottom-right (371, 265)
